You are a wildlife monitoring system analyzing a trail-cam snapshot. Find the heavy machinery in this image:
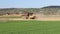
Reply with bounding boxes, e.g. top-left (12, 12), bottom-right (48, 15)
top-left (22, 11), bottom-right (36, 19)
